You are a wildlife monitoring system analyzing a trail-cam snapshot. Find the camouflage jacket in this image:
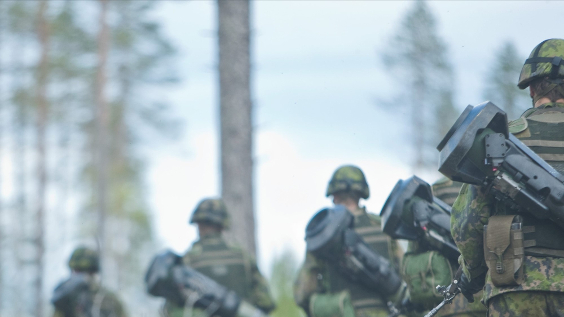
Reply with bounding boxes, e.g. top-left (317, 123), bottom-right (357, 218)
top-left (294, 207), bottom-right (403, 317)
top-left (451, 102), bottom-right (564, 304)
top-left (164, 233), bottom-right (275, 316)
top-left (52, 278), bottom-right (127, 317)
